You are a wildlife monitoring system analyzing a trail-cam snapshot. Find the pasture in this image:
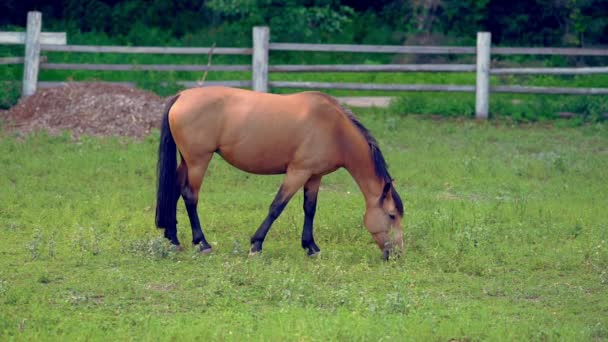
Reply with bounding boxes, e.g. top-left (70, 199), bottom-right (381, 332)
top-left (1, 111), bottom-right (607, 340)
